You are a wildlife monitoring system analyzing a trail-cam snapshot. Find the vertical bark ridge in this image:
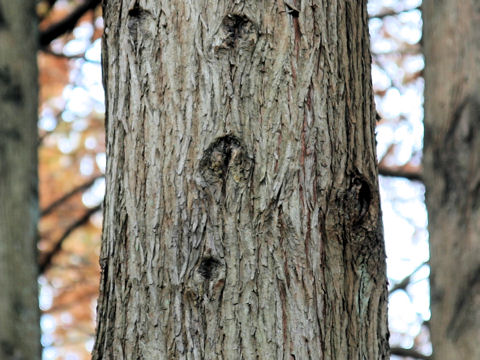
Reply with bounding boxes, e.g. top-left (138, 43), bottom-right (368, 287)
top-left (94, 0), bottom-right (388, 359)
